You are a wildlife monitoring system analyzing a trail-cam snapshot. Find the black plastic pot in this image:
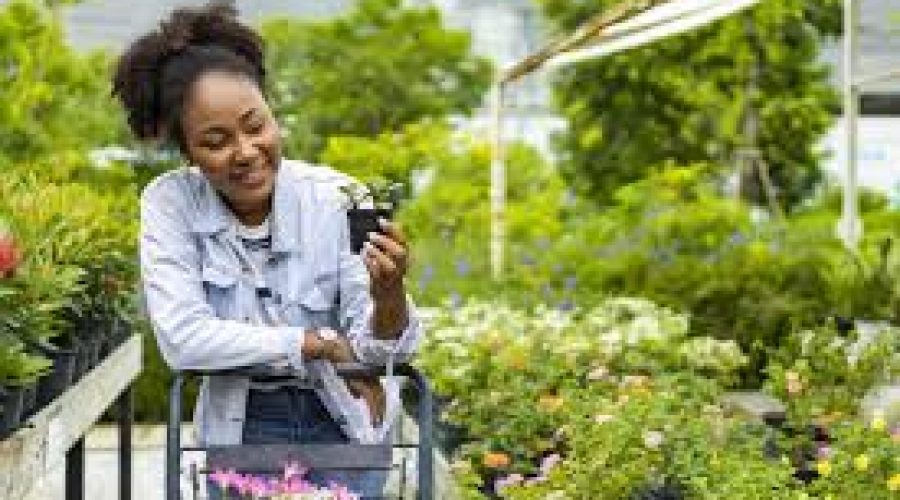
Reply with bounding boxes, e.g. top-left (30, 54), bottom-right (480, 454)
top-left (36, 347), bottom-right (76, 407)
top-left (71, 338), bottom-right (90, 382)
top-left (631, 479), bottom-right (686, 500)
top-left (761, 419), bottom-right (831, 484)
top-left (87, 336), bottom-right (103, 369)
top-left (21, 382), bottom-right (37, 419)
top-left (347, 208), bottom-right (393, 254)
top-left (0, 385), bottom-right (25, 439)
